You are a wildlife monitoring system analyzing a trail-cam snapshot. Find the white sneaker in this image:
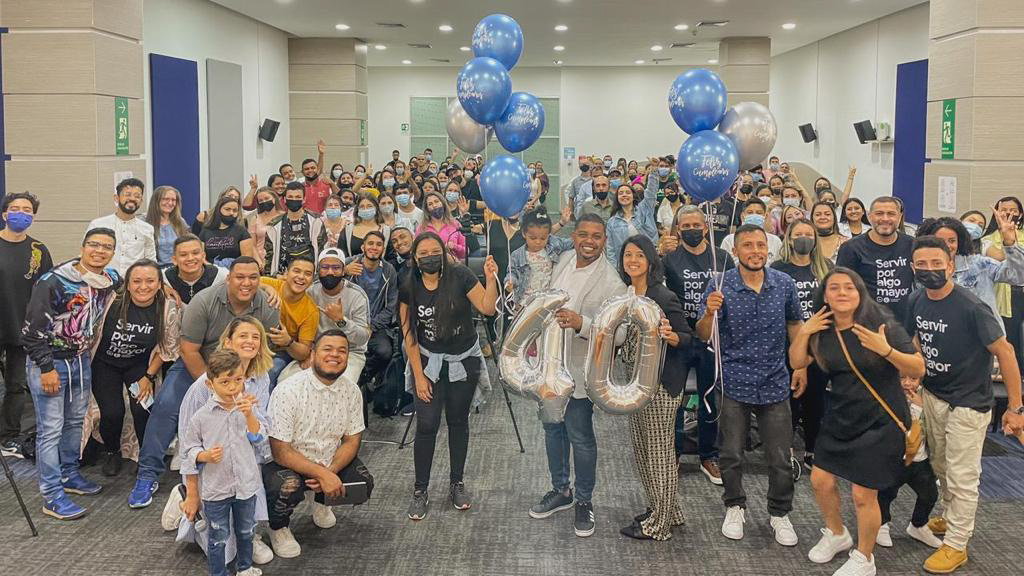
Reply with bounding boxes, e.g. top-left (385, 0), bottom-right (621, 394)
top-left (906, 522), bottom-right (943, 548)
top-left (252, 533), bottom-right (274, 565)
top-left (809, 526), bottom-right (853, 563)
top-left (160, 484), bottom-right (184, 531)
top-left (875, 522), bottom-right (893, 547)
top-left (833, 549), bottom-right (876, 576)
top-left (312, 502), bottom-right (337, 529)
top-left (721, 506), bottom-right (745, 540)
top-left (770, 514), bottom-right (799, 546)
top-left (236, 569), bottom-right (263, 576)
top-left (268, 527), bottom-right (301, 558)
